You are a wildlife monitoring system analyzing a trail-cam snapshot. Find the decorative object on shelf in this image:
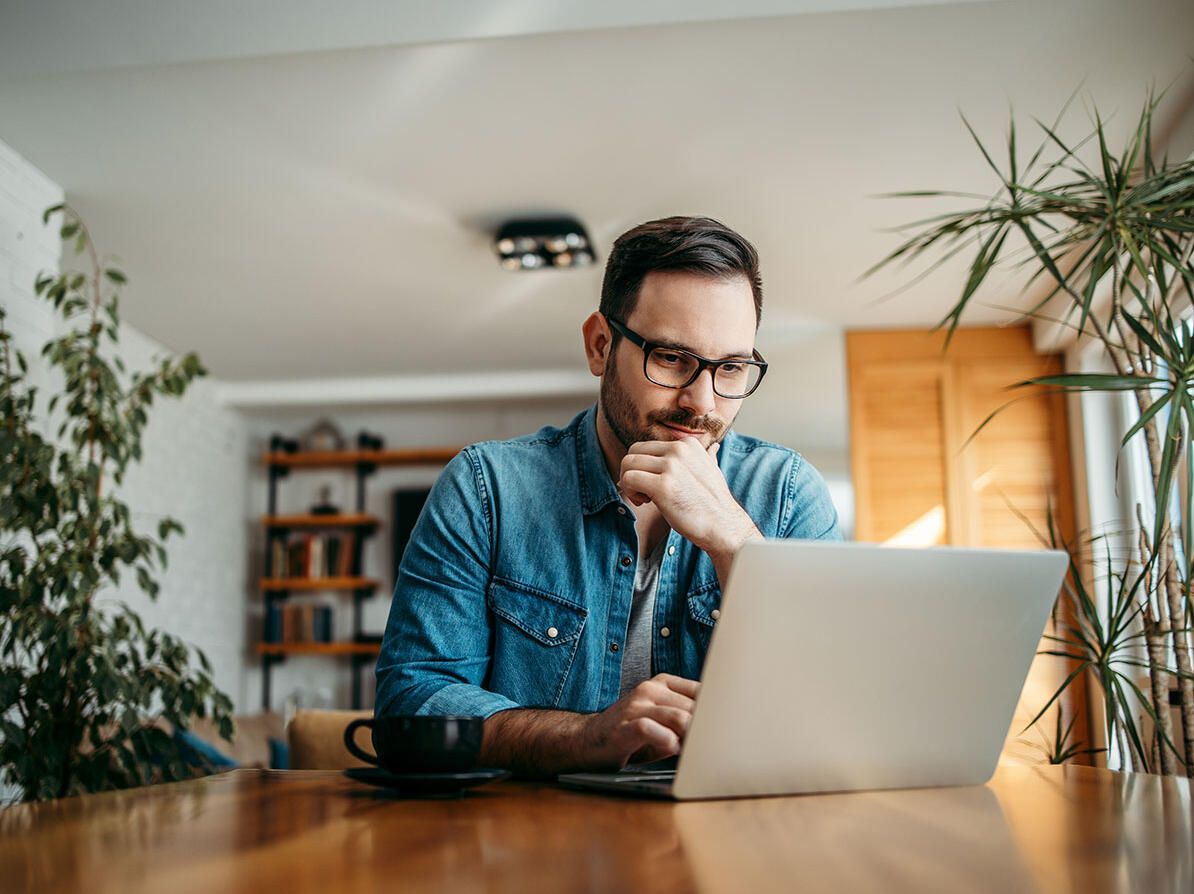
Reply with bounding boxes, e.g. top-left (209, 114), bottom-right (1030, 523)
top-left (869, 88), bottom-right (1194, 776)
top-left (493, 216), bottom-right (595, 270)
top-left (310, 484), bottom-right (340, 516)
top-left (269, 434), bottom-right (299, 454)
top-left (0, 205), bottom-right (233, 802)
top-left (300, 419), bottom-right (346, 453)
top-left (357, 430), bottom-right (383, 451)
